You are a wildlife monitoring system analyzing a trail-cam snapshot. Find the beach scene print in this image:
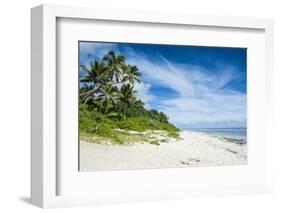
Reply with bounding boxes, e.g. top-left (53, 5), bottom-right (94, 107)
top-left (79, 41), bottom-right (247, 171)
